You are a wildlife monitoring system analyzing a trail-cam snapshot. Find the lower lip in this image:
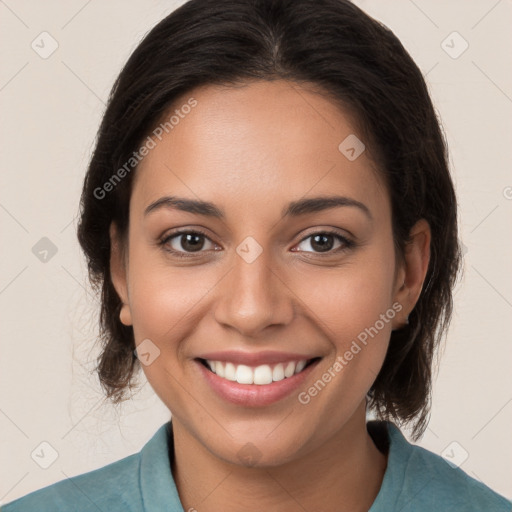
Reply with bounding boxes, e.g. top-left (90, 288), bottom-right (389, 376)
top-left (196, 359), bottom-right (320, 407)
